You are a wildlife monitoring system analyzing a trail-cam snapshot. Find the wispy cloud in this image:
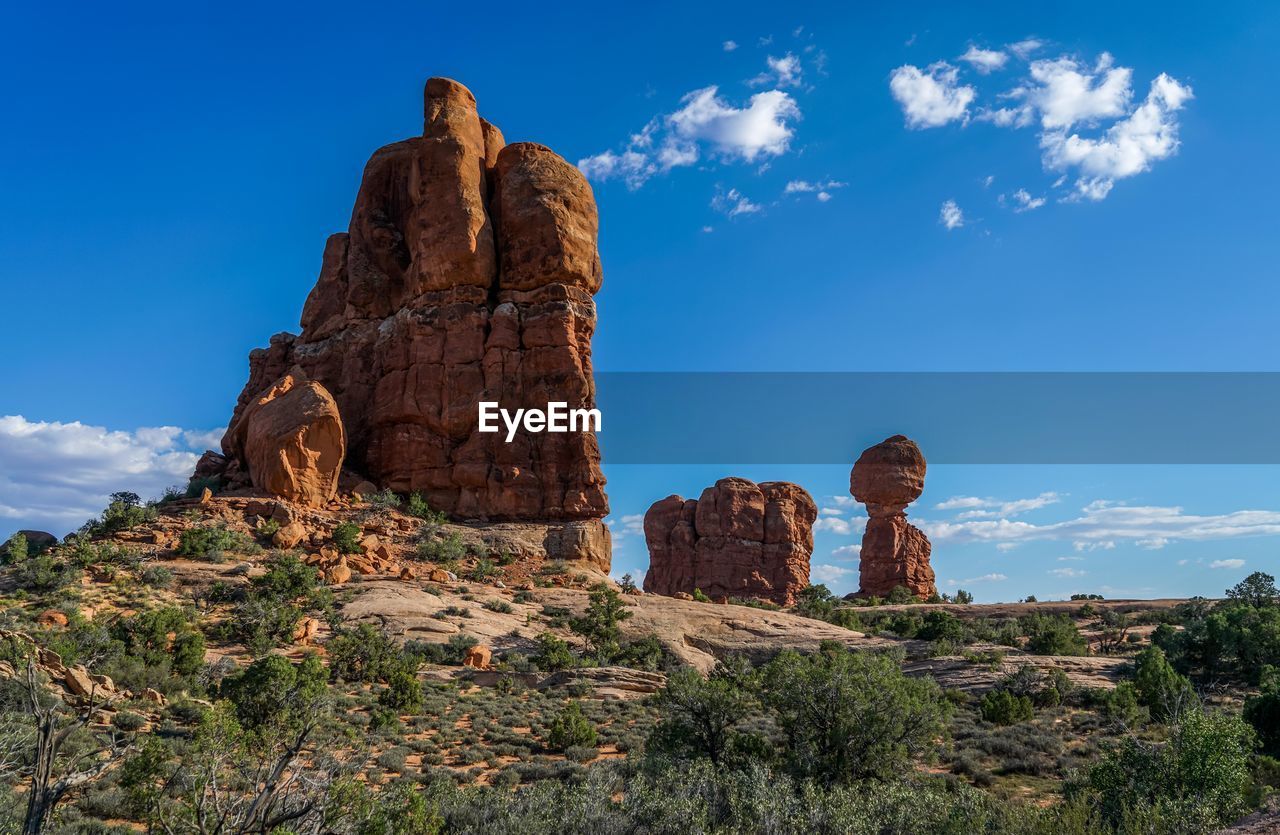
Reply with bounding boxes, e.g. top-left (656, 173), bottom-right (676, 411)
top-left (1211, 558), bottom-right (1246, 570)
